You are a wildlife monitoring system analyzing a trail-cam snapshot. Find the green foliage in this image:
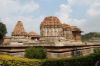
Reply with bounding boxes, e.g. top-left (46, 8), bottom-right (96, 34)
top-left (94, 48), bottom-right (100, 53)
top-left (25, 47), bottom-right (46, 59)
top-left (82, 32), bottom-right (100, 42)
top-left (0, 22), bottom-right (7, 39)
top-left (42, 53), bottom-right (100, 66)
top-left (0, 54), bottom-right (100, 66)
top-left (0, 55), bottom-right (42, 66)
